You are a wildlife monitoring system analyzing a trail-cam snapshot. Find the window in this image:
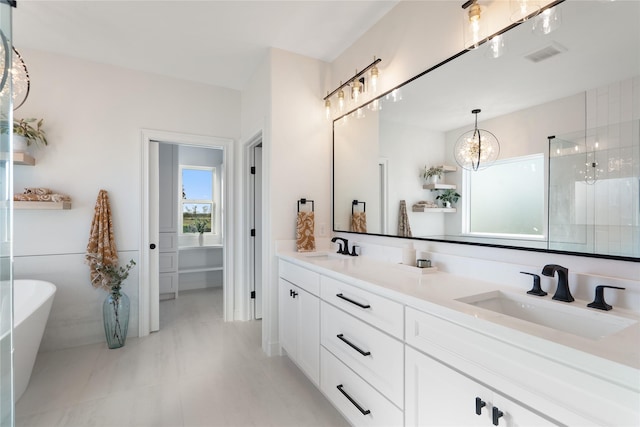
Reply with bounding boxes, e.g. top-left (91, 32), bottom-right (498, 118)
top-left (180, 166), bottom-right (216, 234)
top-left (465, 154), bottom-right (544, 238)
